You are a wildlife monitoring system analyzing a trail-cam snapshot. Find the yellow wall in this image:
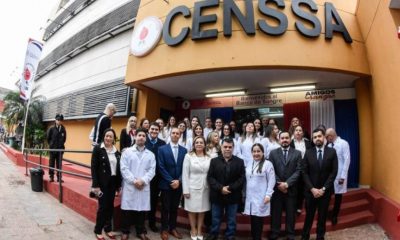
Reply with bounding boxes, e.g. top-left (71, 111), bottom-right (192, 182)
top-left (136, 87), bottom-right (176, 122)
top-left (356, 0), bottom-right (400, 202)
top-left (126, 0), bottom-right (369, 85)
top-left (50, 117), bottom-right (128, 165)
top-left (355, 78), bottom-right (373, 186)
